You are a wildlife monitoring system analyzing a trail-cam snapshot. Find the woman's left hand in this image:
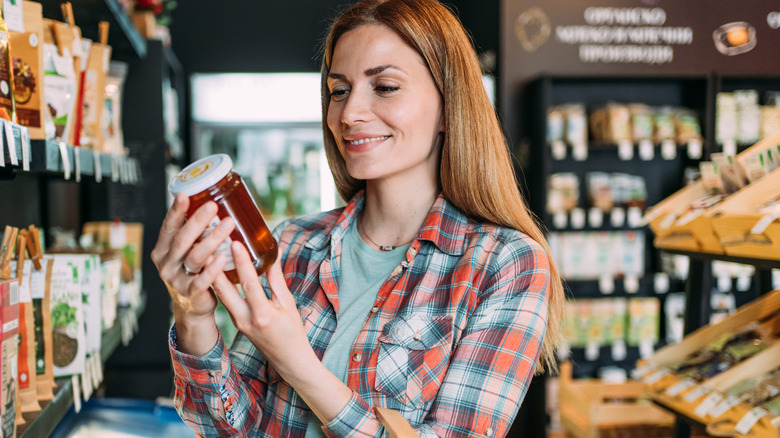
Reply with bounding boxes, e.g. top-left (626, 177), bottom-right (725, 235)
top-left (212, 241), bottom-right (316, 377)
